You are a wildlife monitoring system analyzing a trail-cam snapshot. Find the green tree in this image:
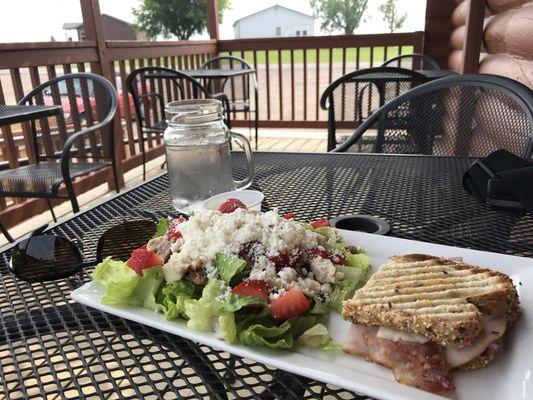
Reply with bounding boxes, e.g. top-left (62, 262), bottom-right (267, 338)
top-left (133, 0), bottom-right (230, 40)
top-left (378, 0), bottom-right (407, 33)
top-left (310, 0), bottom-right (368, 35)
